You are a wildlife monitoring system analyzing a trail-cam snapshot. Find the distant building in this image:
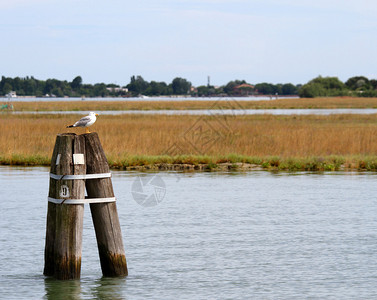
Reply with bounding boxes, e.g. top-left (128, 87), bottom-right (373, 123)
top-left (233, 84), bottom-right (255, 96)
top-left (6, 91), bottom-right (17, 98)
top-left (106, 87), bottom-right (128, 93)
